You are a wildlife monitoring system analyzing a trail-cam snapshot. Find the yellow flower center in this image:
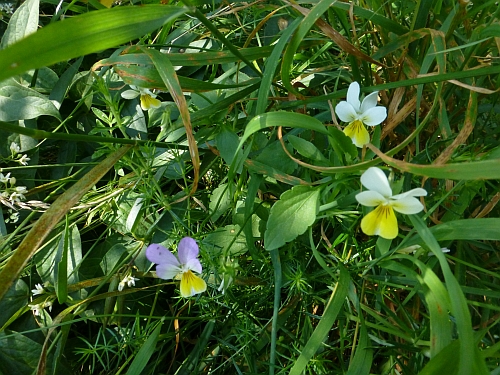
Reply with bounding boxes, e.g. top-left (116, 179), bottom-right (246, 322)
top-left (180, 270), bottom-right (207, 298)
top-left (360, 204), bottom-right (398, 239)
top-left (343, 119), bottom-right (370, 148)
